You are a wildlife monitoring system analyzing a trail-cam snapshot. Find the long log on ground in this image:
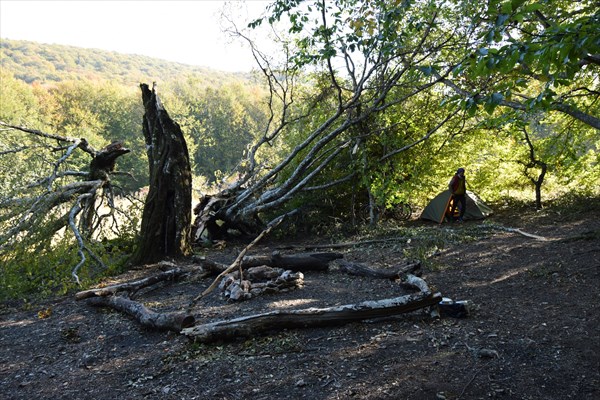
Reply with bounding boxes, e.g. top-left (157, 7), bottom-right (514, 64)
top-left (75, 265), bottom-right (188, 300)
top-left (338, 260), bottom-right (421, 279)
top-left (88, 296), bottom-right (195, 332)
top-left (241, 251), bottom-right (343, 271)
top-left (191, 252), bottom-right (343, 276)
top-left (276, 238), bottom-right (409, 250)
top-left (182, 290), bottom-right (441, 342)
